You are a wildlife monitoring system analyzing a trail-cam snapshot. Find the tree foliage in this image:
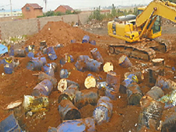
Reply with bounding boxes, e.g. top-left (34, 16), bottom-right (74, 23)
top-left (37, 10), bottom-right (81, 18)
